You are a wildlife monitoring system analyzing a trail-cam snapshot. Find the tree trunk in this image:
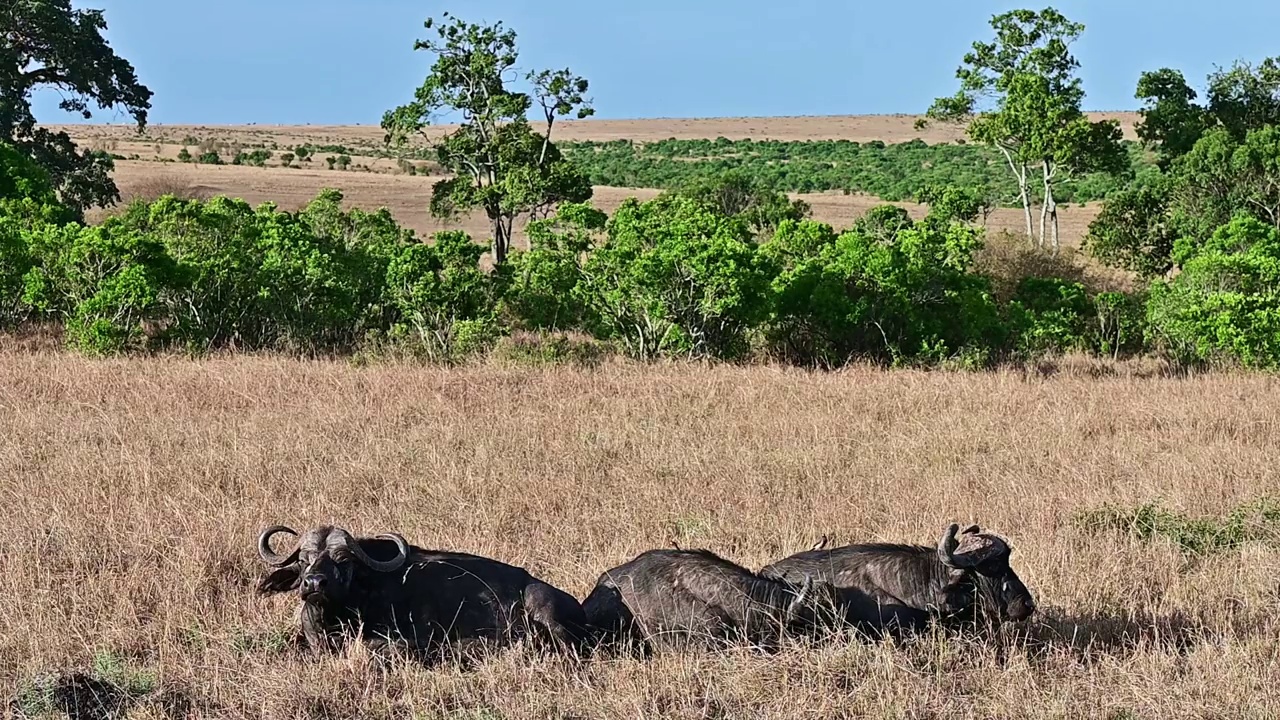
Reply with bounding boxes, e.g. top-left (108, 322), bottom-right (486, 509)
top-left (1042, 162), bottom-right (1059, 256)
top-left (491, 212), bottom-right (509, 266)
top-left (1017, 168), bottom-right (1034, 245)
